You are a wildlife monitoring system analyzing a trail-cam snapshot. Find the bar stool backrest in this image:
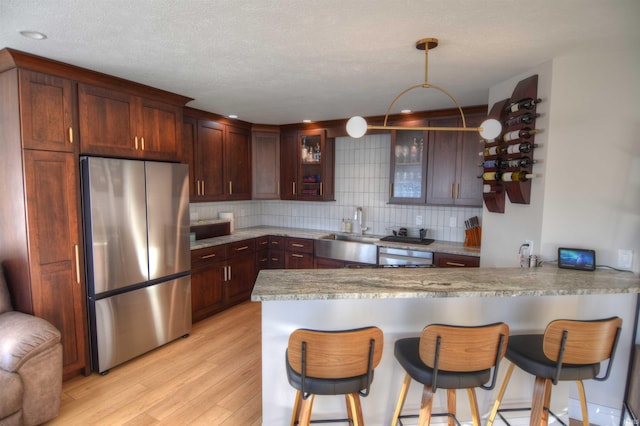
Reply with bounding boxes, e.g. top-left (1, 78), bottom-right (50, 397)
top-left (287, 326), bottom-right (384, 379)
top-left (419, 322), bottom-right (509, 372)
top-left (543, 317), bottom-right (622, 364)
